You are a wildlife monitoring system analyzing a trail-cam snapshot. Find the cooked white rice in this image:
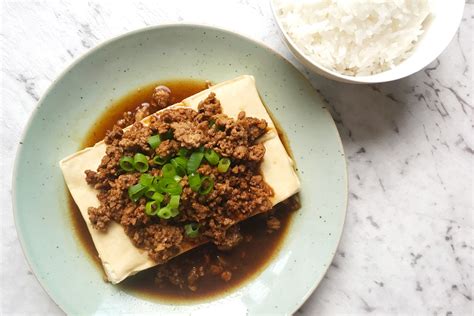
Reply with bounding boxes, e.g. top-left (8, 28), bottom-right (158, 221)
top-left (274, 0), bottom-right (431, 76)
